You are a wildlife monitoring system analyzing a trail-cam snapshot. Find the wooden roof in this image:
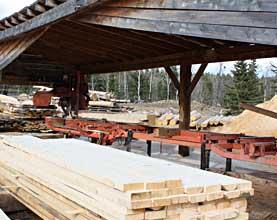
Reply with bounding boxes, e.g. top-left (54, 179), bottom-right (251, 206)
top-left (1, 0), bottom-right (277, 84)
